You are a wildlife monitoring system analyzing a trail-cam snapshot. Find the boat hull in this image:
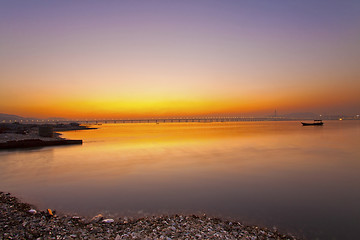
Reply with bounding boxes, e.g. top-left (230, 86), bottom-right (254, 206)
top-left (301, 122), bottom-right (323, 126)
